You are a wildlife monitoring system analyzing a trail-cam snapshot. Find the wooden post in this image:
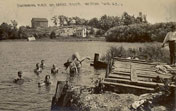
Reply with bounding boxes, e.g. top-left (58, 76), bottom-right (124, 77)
top-left (109, 59), bottom-right (113, 73)
top-left (94, 53), bottom-right (99, 65)
top-left (105, 63), bottom-right (109, 78)
top-left (51, 81), bottom-right (60, 107)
